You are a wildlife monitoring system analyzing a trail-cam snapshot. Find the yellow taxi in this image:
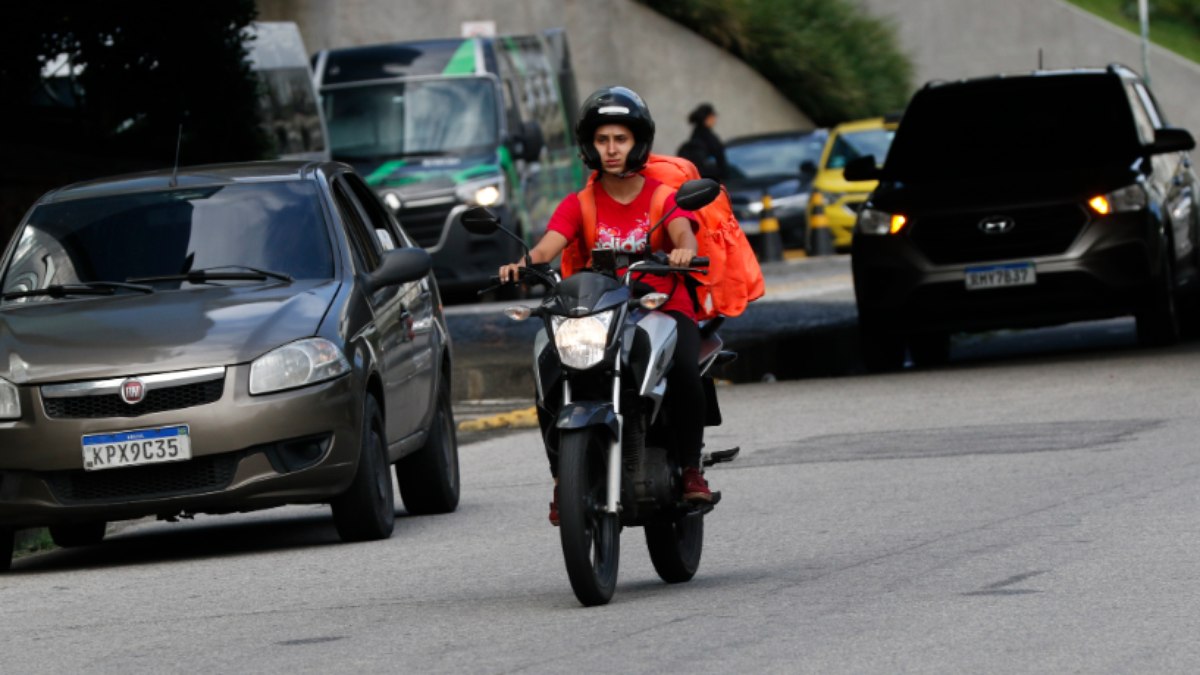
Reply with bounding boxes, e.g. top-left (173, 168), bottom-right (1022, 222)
top-left (805, 115), bottom-right (899, 251)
